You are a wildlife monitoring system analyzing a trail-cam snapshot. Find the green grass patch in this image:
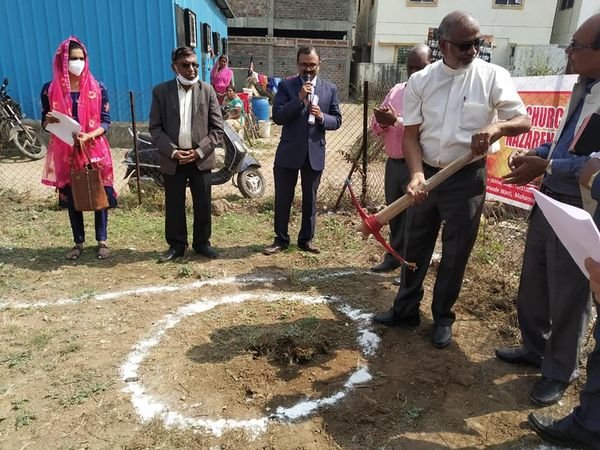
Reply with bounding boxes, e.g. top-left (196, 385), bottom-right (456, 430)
top-left (30, 332), bottom-right (52, 349)
top-left (11, 399), bottom-right (36, 429)
top-left (3, 351), bottom-right (32, 369)
top-left (58, 381), bottom-right (111, 407)
top-left (58, 342), bottom-right (81, 356)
